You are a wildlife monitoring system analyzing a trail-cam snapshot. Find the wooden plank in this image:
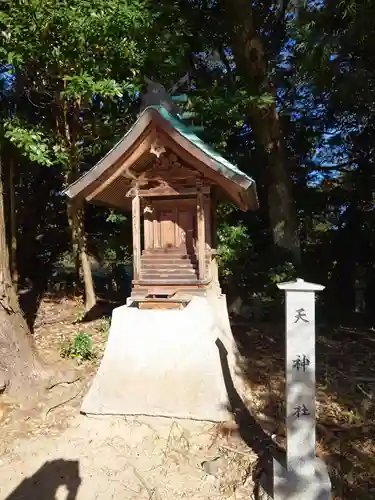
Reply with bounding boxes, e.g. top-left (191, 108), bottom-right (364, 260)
top-left (138, 301), bottom-right (185, 310)
top-left (132, 191), bottom-right (141, 281)
top-left (177, 208), bottom-right (195, 252)
top-left (152, 198), bottom-right (195, 208)
top-left (86, 134), bottom-right (152, 202)
top-left (153, 215), bottom-right (160, 248)
top-left (143, 203), bottom-right (153, 250)
top-left (196, 180), bottom-right (206, 281)
top-left (205, 195), bottom-right (212, 250)
top-left (211, 189), bottom-right (218, 249)
top-left (174, 207), bottom-right (180, 246)
top-left (159, 210), bottom-right (175, 247)
top-left (152, 128), bottom-right (247, 210)
top-left (134, 186), bottom-right (210, 198)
